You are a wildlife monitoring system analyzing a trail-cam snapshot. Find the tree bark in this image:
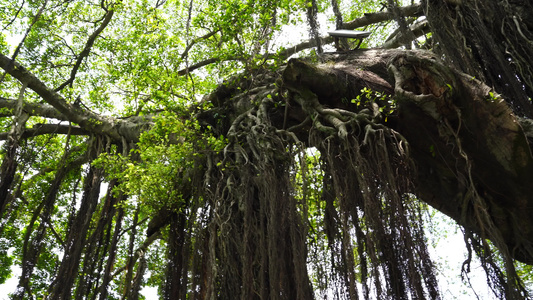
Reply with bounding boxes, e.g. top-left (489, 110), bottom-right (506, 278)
top-left (48, 140), bottom-right (104, 299)
top-left (219, 49), bottom-right (533, 264)
top-left (0, 55), bottom-right (152, 143)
